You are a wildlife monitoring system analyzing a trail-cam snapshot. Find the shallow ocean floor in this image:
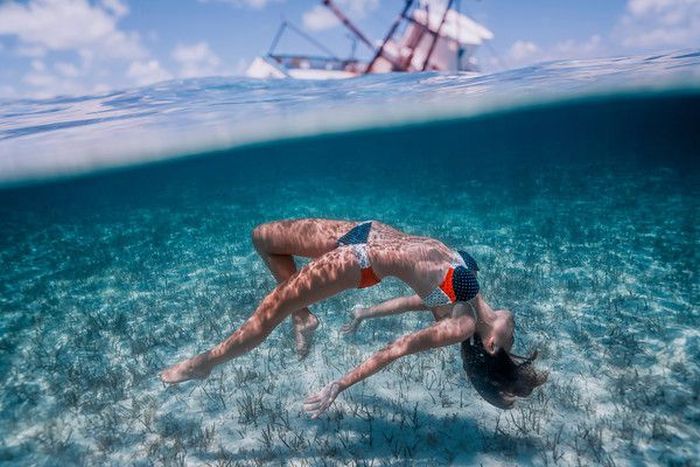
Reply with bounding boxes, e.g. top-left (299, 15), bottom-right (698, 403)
top-left (0, 93), bottom-right (699, 466)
